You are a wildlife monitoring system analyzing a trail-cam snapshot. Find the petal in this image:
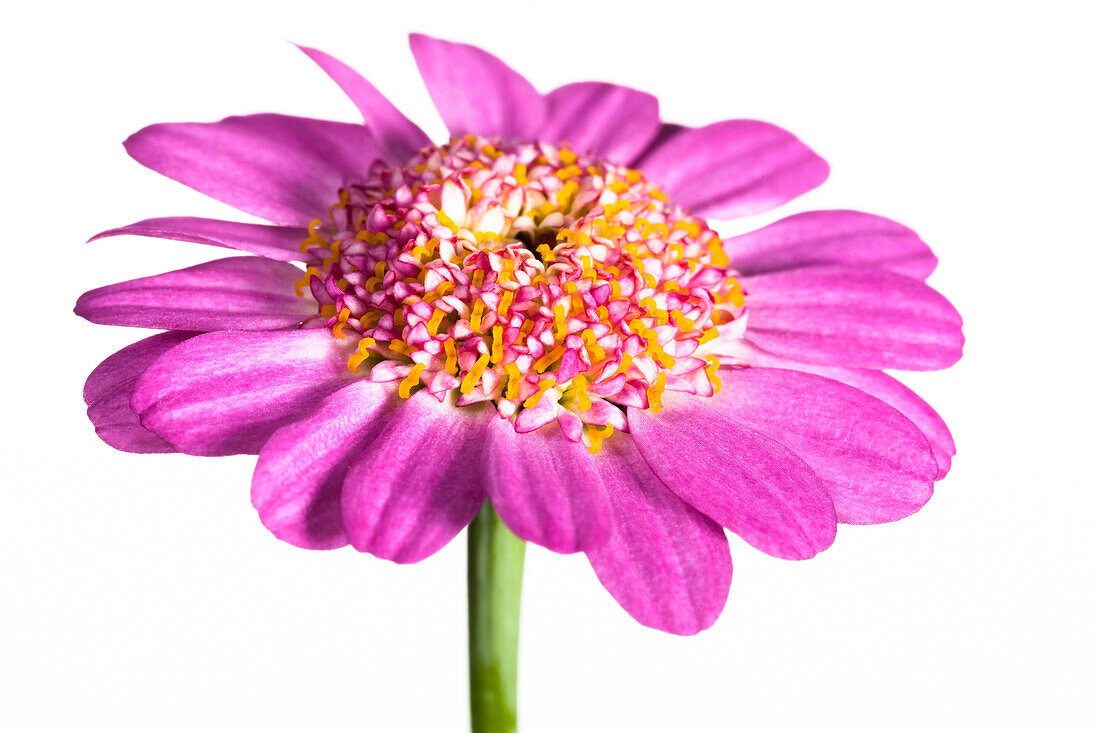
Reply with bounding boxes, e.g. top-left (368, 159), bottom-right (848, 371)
top-left (742, 265), bottom-right (964, 370)
top-left (84, 331), bottom-right (198, 453)
top-left (482, 418), bottom-right (611, 553)
top-left (408, 34), bottom-right (546, 140)
top-left (74, 256), bottom-right (315, 331)
top-left (124, 113), bottom-right (382, 225)
top-left (341, 392), bottom-right (491, 563)
top-left (634, 119), bottom-right (829, 219)
top-left (131, 329), bottom-right (357, 456)
top-left (628, 393), bottom-right (836, 560)
top-left (723, 340), bottom-right (955, 478)
top-left (90, 216), bottom-right (309, 262)
top-left (711, 368), bottom-right (937, 524)
top-left (540, 82), bottom-right (660, 163)
top-left (586, 434), bottom-right (731, 635)
top-left (297, 45), bottom-right (430, 162)
top-left (726, 210), bottom-right (938, 280)
top-left (252, 381), bottom-right (400, 550)
top-left (831, 370), bottom-right (955, 479)
top-left (630, 122), bottom-right (685, 165)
